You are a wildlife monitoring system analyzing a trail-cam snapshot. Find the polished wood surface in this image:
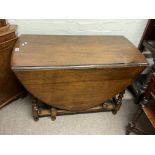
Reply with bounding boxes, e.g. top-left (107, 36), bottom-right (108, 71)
top-left (0, 47), bottom-right (24, 108)
top-left (0, 38), bottom-right (17, 51)
top-left (0, 24), bottom-right (24, 109)
top-left (12, 35), bottom-right (148, 111)
top-left (0, 25), bottom-right (17, 43)
top-left (0, 25), bottom-right (17, 35)
top-left (0, 24), bottom-right (9, 31)
top-left (15, 67), bottom-right (145, 111)
top-left (12, 35), bottom-right (147, 69)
